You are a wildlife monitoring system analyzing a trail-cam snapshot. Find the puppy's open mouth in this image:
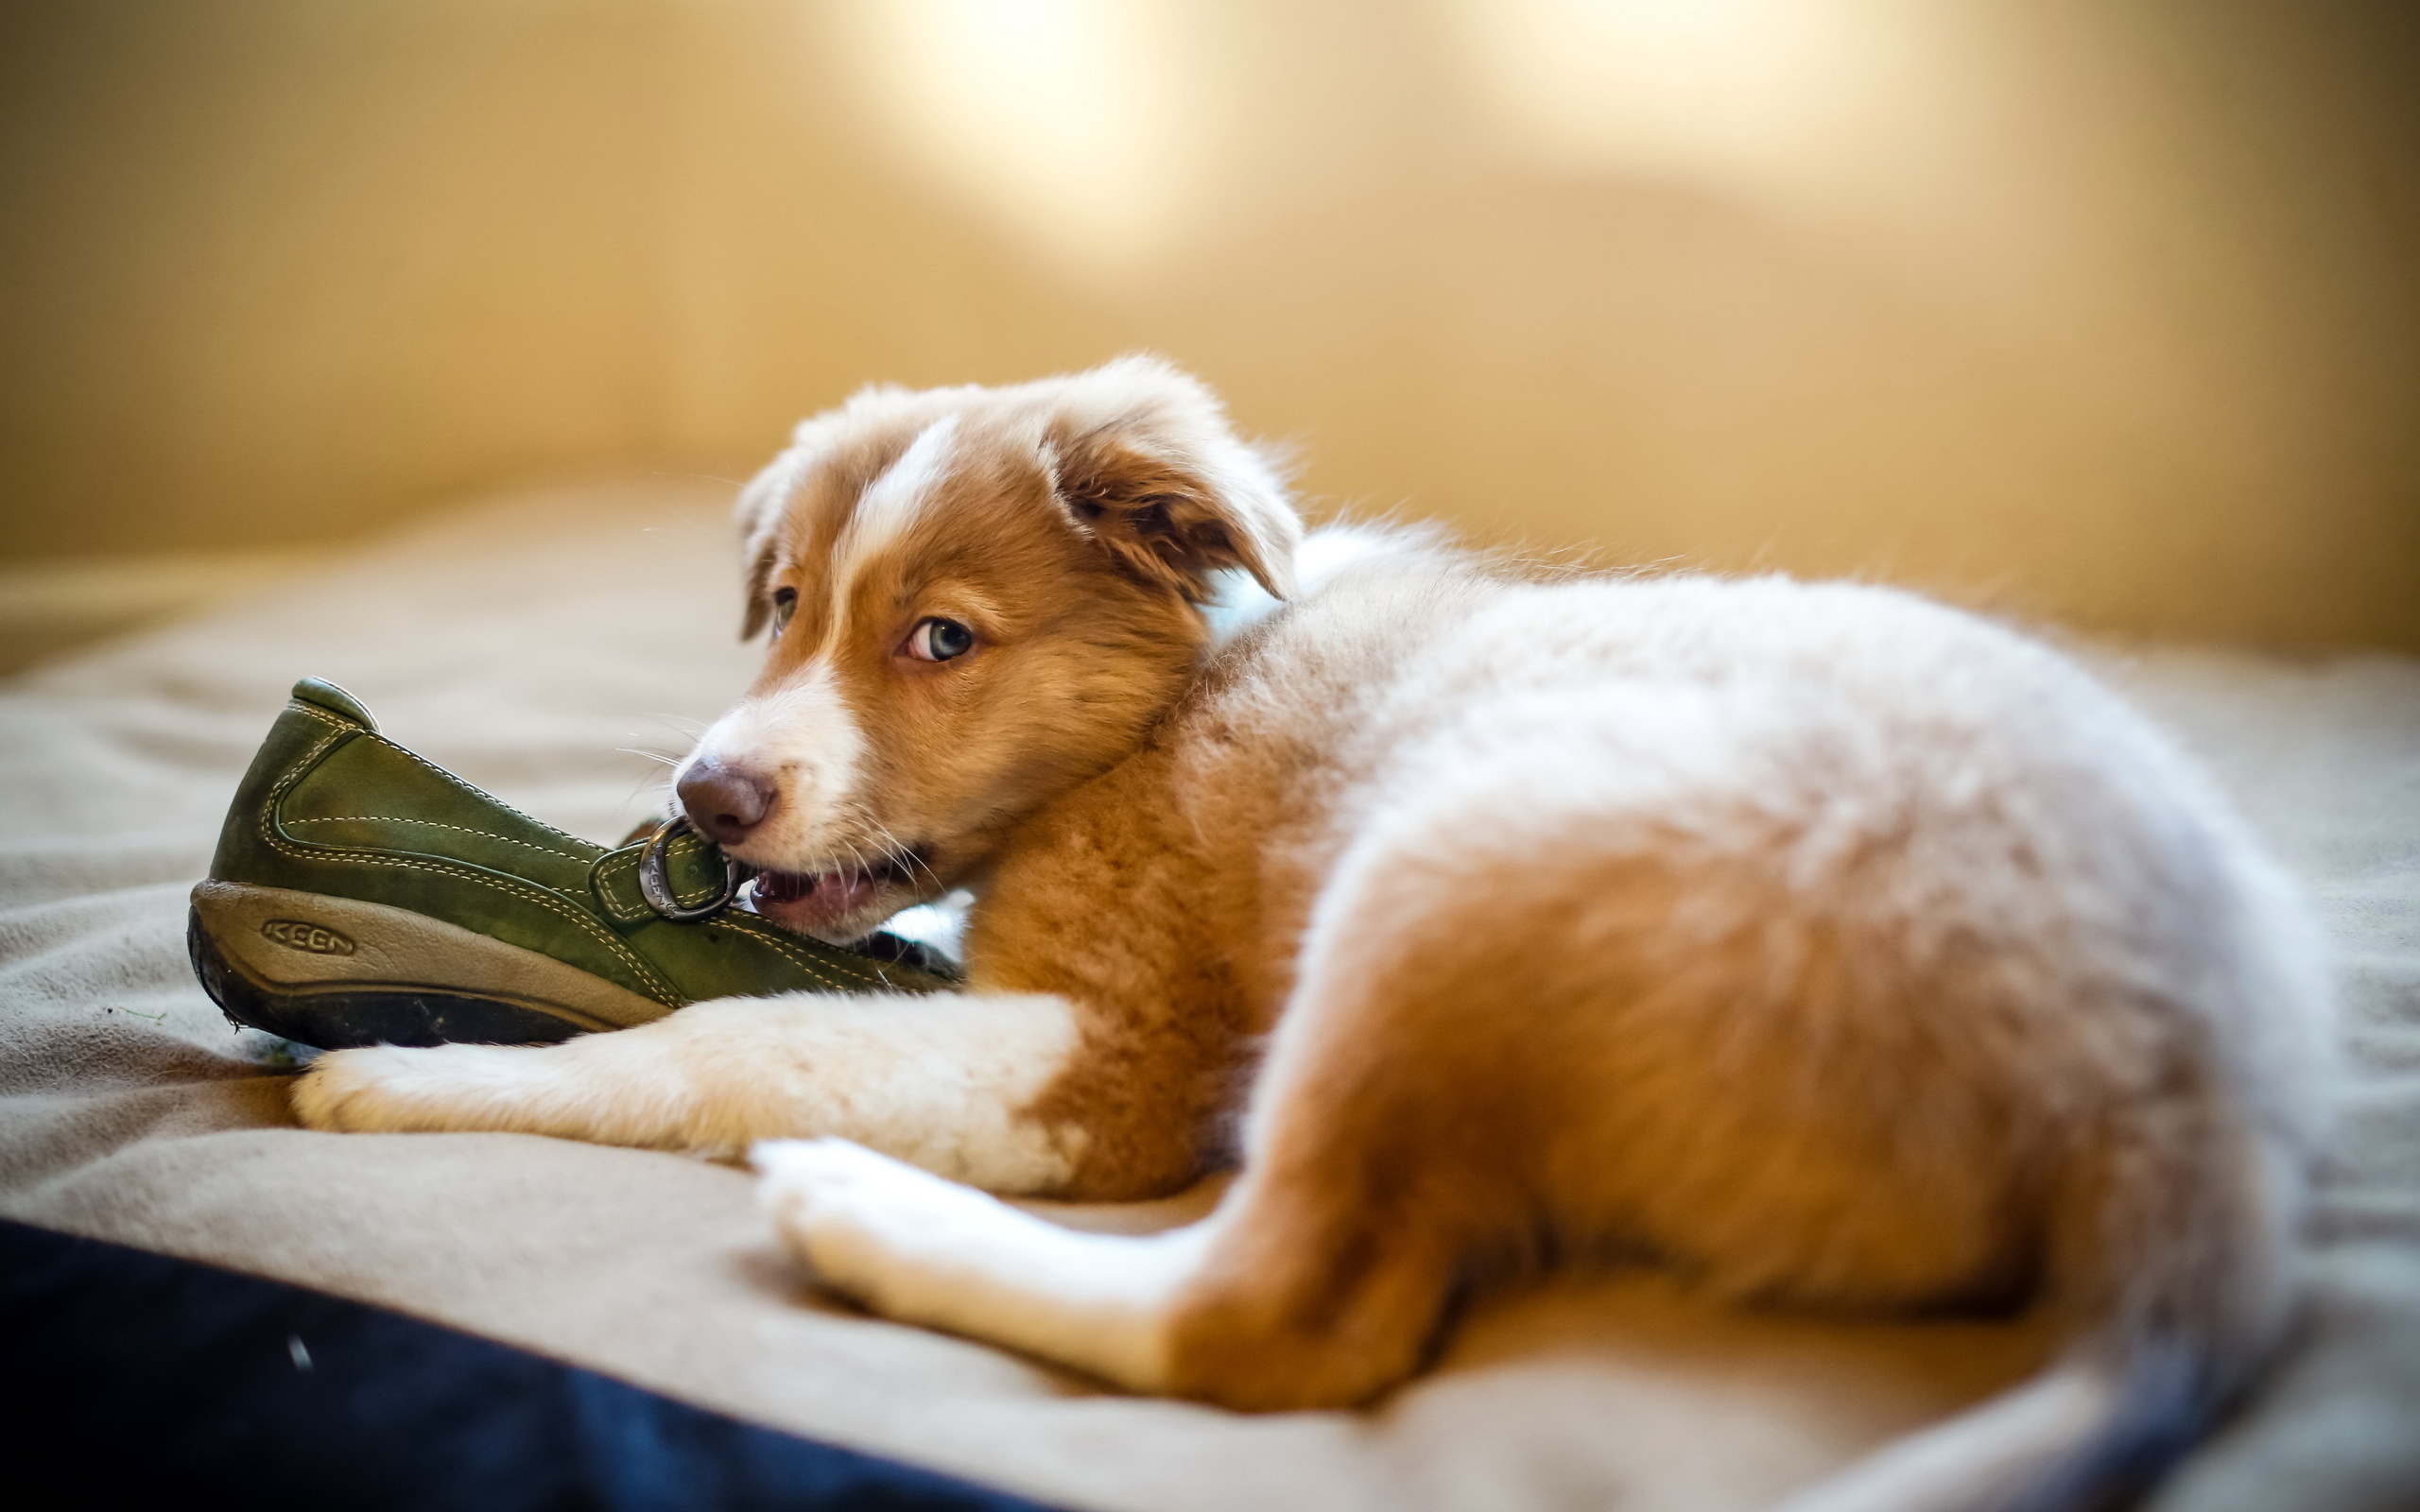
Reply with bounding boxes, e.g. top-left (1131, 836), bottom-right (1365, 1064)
top-left (748, 850), bottom-right (928, 935)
